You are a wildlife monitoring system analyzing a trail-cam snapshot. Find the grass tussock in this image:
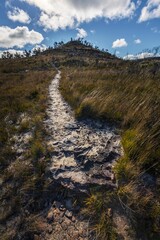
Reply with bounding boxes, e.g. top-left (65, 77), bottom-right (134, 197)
top-left (83, 189), bottom-right (117, 240)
